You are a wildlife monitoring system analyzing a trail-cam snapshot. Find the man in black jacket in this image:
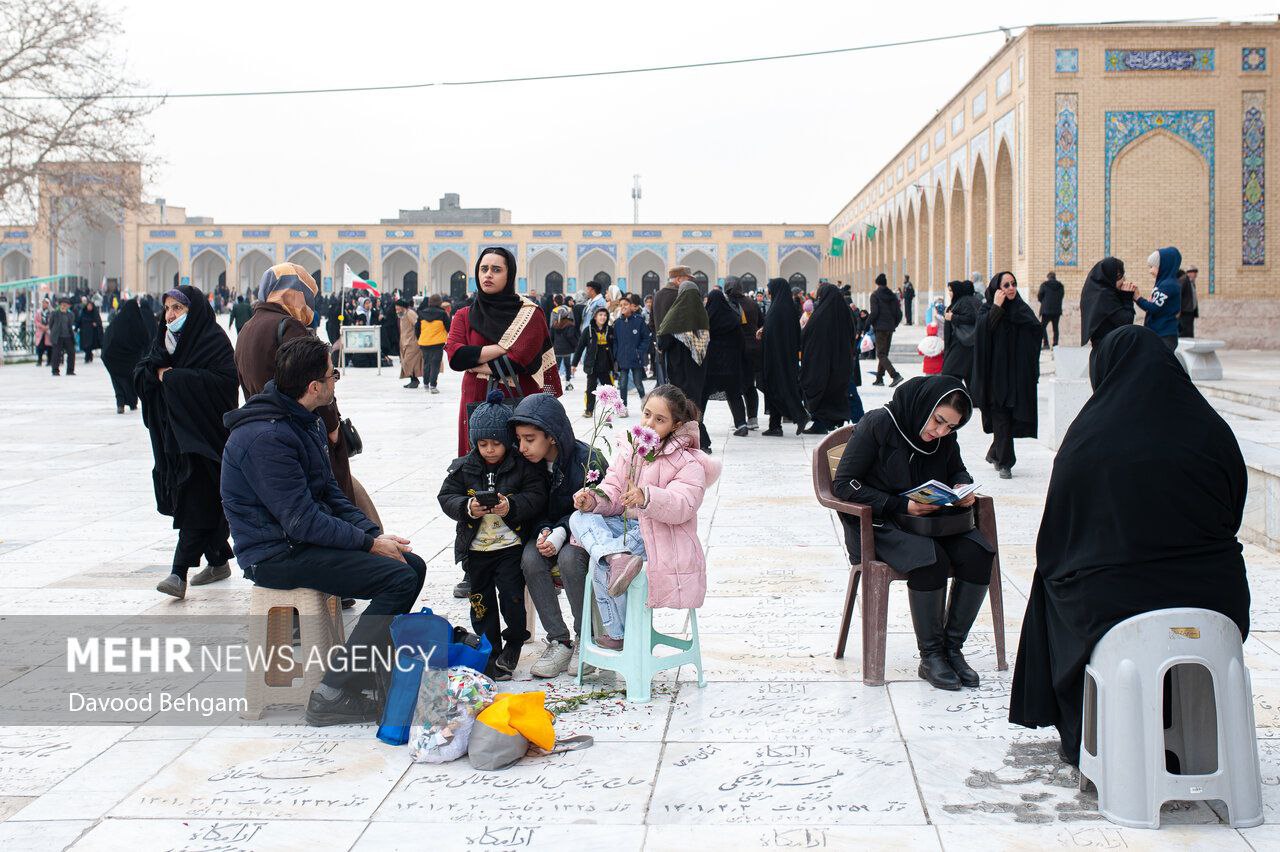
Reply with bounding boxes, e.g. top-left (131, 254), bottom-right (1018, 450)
top-left (902, 276), bottom-right (916, 325)
top-left (49, 297), bottom-right (77, 376)
top-left (1036, 272), bottom-right (1065, 349)
top-left (221, 336), bottom-right (426, 726)
top-left (868, 274), bottom-right (903, 386)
